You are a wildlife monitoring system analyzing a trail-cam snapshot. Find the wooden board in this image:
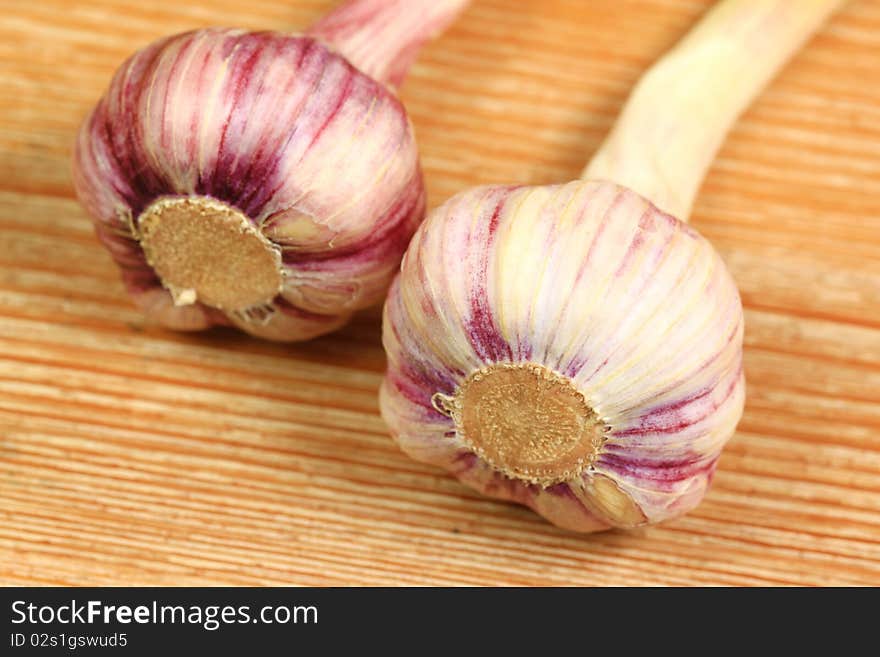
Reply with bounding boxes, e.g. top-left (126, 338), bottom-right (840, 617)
top-left (1, 0), bottom-right (879, 586)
